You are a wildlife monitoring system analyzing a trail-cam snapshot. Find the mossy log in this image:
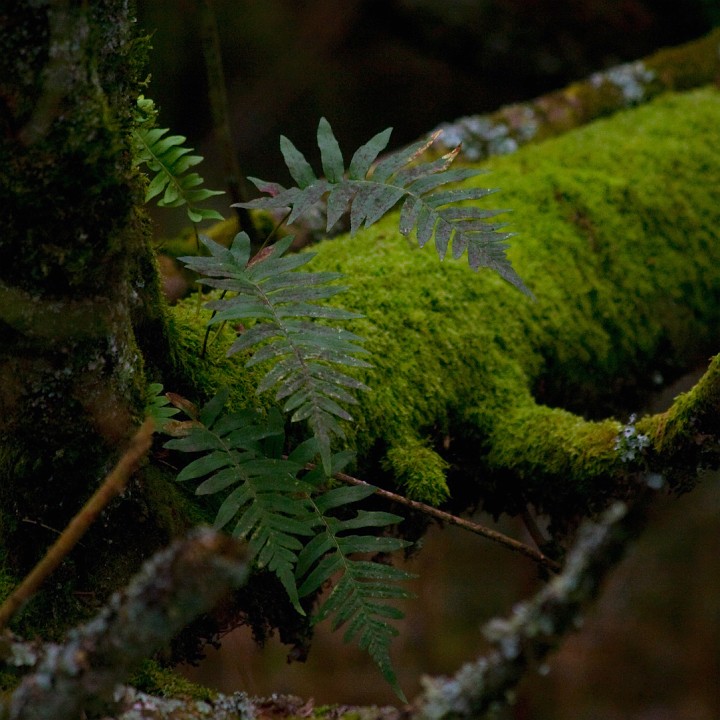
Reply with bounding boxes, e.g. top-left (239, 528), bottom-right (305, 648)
top-left (172, 87), bottom-right (720, 530)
